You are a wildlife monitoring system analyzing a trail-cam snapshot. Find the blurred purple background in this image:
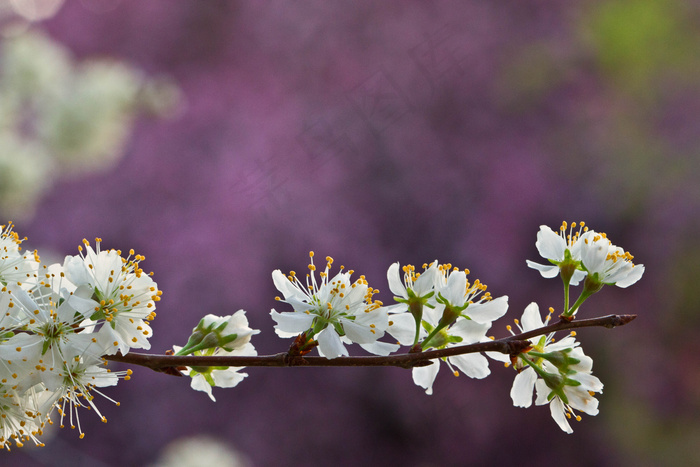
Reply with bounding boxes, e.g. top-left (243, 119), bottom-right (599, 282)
top-left (5, 1), bottom-right (700, 466)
